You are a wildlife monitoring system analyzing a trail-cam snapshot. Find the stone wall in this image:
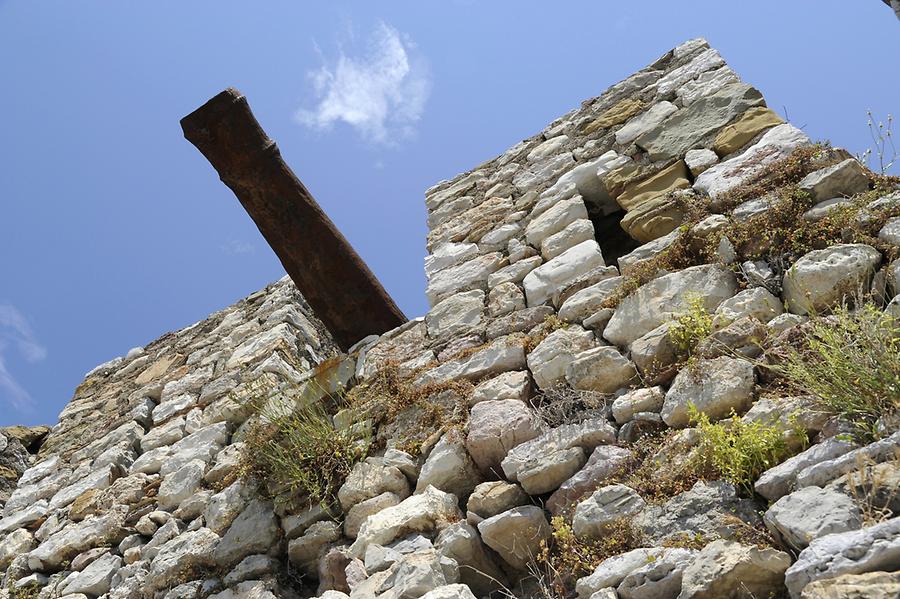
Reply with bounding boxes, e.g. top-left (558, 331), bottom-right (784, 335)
top-left (1, 38), bottom-right (899, 599)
